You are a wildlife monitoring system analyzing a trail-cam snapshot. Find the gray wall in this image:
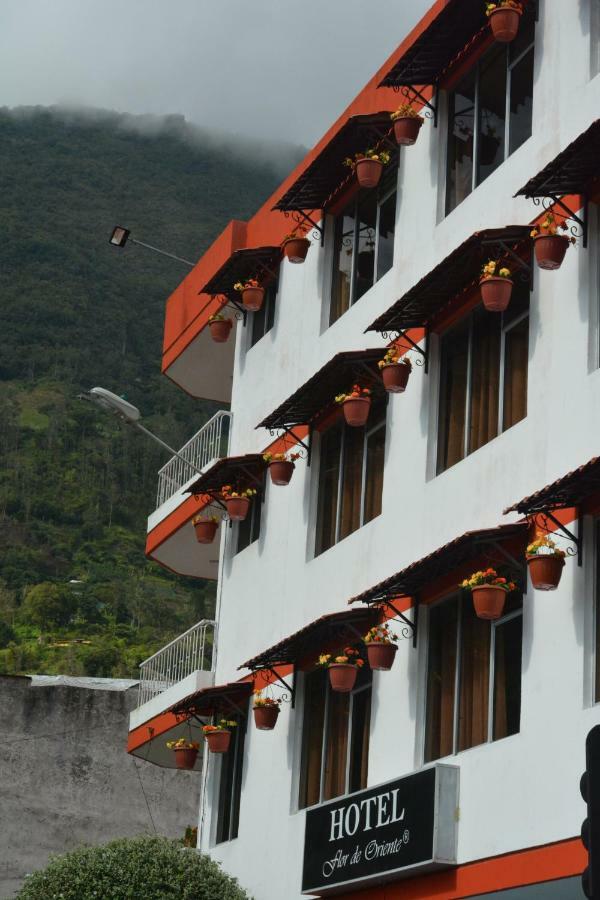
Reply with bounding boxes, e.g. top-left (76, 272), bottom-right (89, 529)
top-left (0, 675), bottom-right (200, 898)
